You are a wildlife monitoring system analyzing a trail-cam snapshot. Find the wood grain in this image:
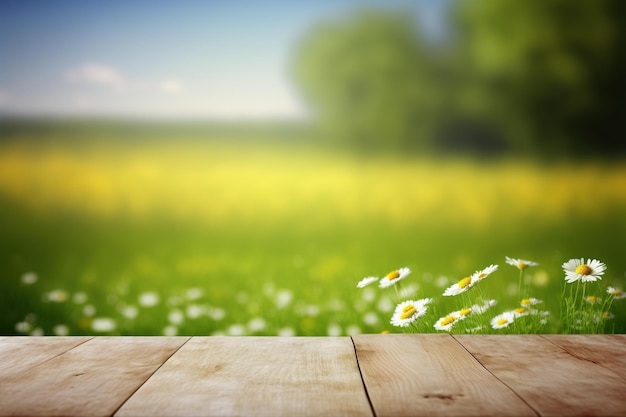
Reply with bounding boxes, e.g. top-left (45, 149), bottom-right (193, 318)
top-left (115, 336), bottom-right (373, 417)
top-left (353, 333), bottom-right (536, 417)
top-left (0, 336), bottom-right (91, 378)
top-left (542, 334), bottom-right (626, 379)
top-left (0, 336), bottom-right (188, 417)
top-left (456, 335), bottom-right (626, 417)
